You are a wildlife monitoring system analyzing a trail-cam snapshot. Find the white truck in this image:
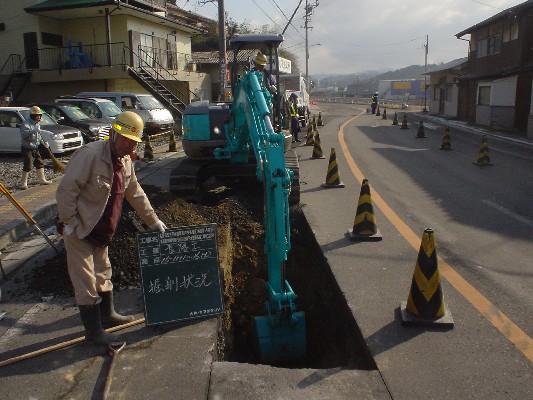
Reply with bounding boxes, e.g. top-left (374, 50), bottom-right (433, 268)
top-left (279, 74), bottom-right (310, 127)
